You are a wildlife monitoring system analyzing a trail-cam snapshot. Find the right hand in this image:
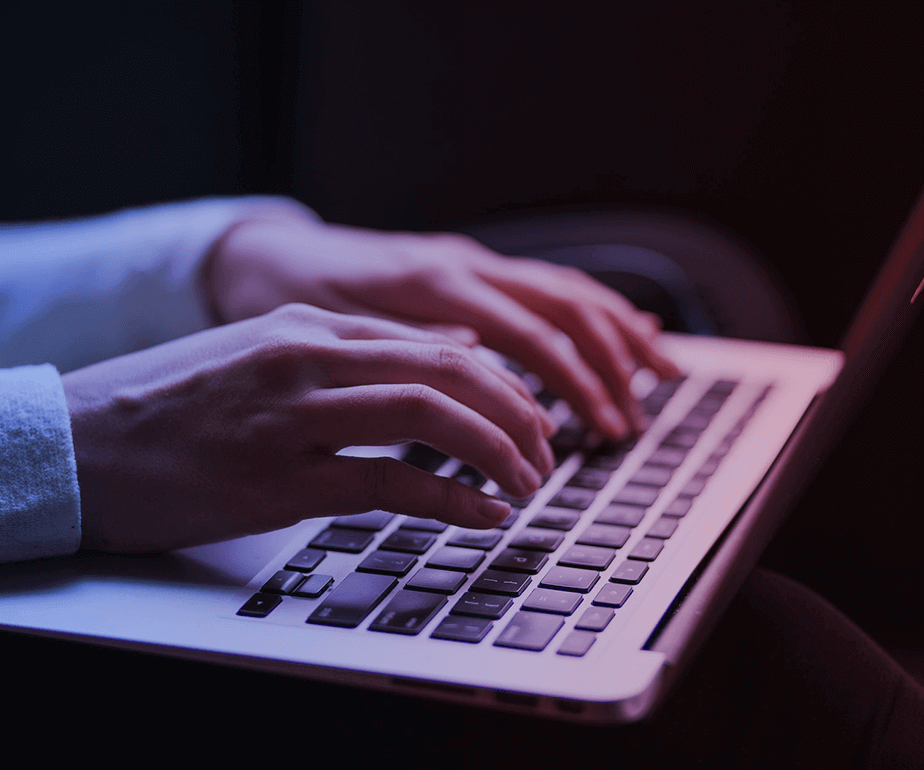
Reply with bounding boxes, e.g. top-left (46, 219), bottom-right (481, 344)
top-left (62, 303), bottom-right (556, 553)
